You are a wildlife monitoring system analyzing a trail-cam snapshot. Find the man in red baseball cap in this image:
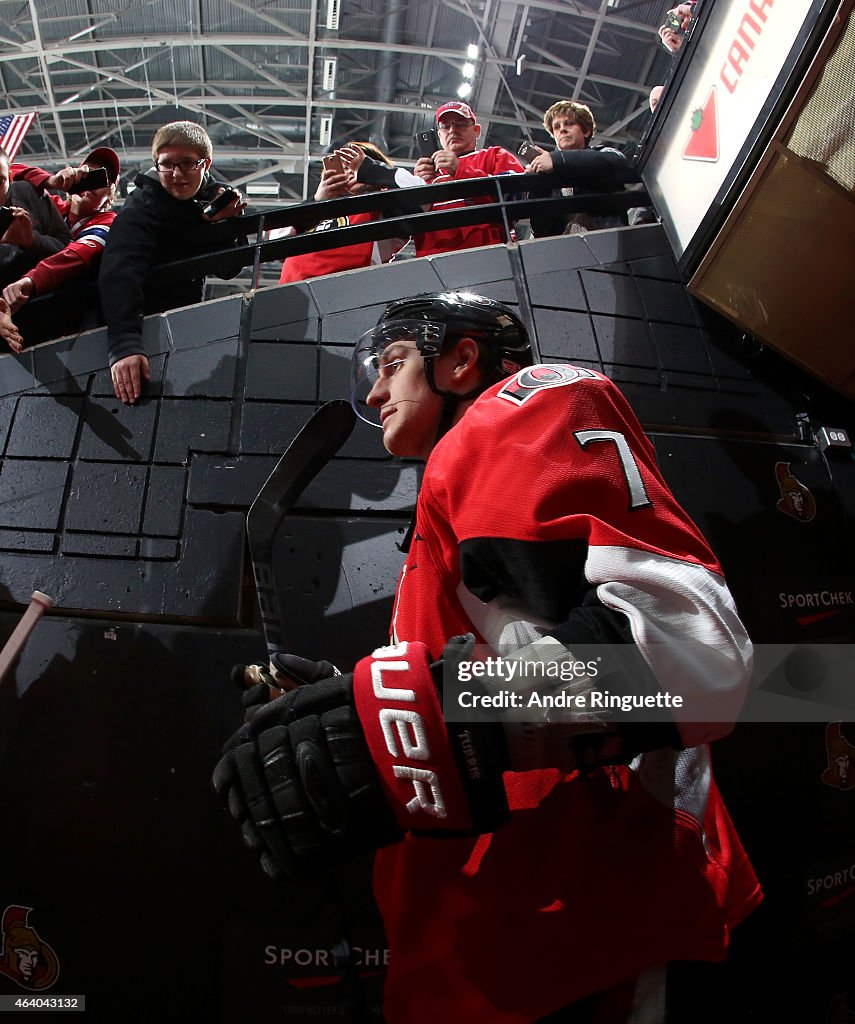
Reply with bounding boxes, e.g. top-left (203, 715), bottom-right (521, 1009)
top-left (412, 98), bottom-right (524, 258)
